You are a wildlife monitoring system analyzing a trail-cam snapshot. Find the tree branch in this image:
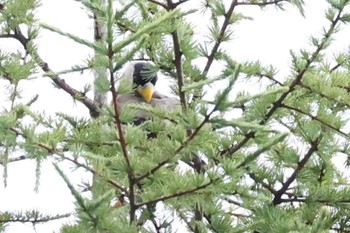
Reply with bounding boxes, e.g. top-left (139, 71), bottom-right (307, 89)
top-left (164, 0), bottom-right (187, 107)
top-left (147, 0), bottom-right (168, 9)
top-left (58, 153), bottom-right (128, 194)
top-left (134, 111), bottom-right (213, 182)
top-left (171, 30), bottom-right (186, 107)
top-left (105, 3), bottom-right (137, 221)
top-left (194, 0), bottom-right (238, 101)
top-left (272, 136), bottom-right (320, 205)
top-left (281, 103), bottom-right (348, 137)
top-left (8, 127), bottom-right (129, 194)
top-left (0, 155), bottom-right (29, 165)
top-left (298, 81), bottom-right (350, 109)
top-left (279, 197), bottom-right (350, 204)
top-left (248, 172), bottom-right (277, 195)
top-left (221, 9), bottom-right (343, 158)
top-left (135, 179), bottom-right (215, 207)
top-left (236, 0), bottom-right (288, 6)
top-left (109, 58), bottom-right (133, 178)
top-left (1, 30), bottom-right (100, 118)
